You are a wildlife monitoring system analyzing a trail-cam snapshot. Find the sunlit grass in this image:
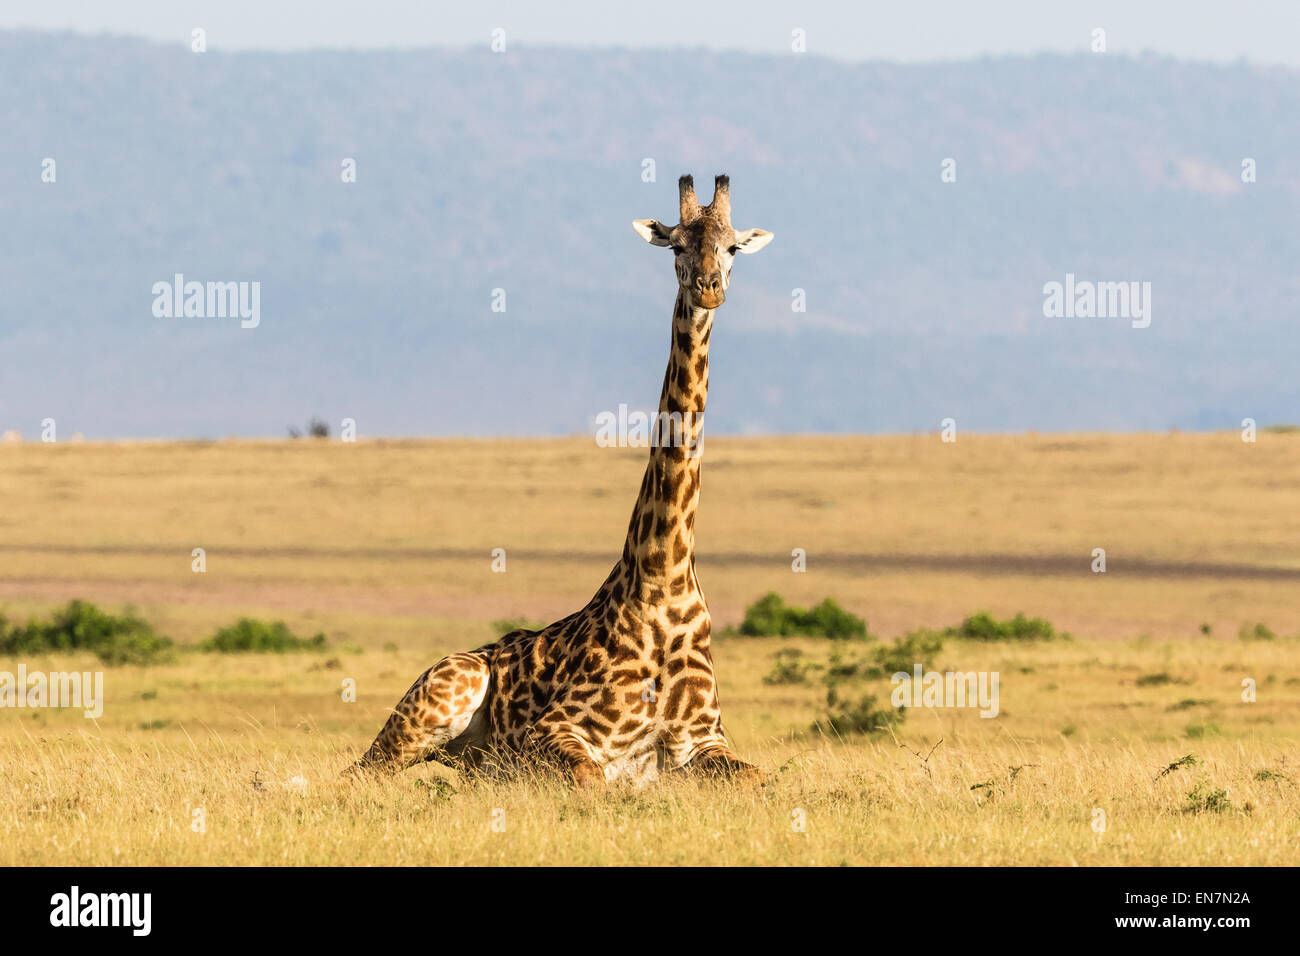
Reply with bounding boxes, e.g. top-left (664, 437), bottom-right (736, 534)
top-left (1, 434), bottom-right (1297, 864)
top-left (1, 633), bottom-right (1295, 865)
